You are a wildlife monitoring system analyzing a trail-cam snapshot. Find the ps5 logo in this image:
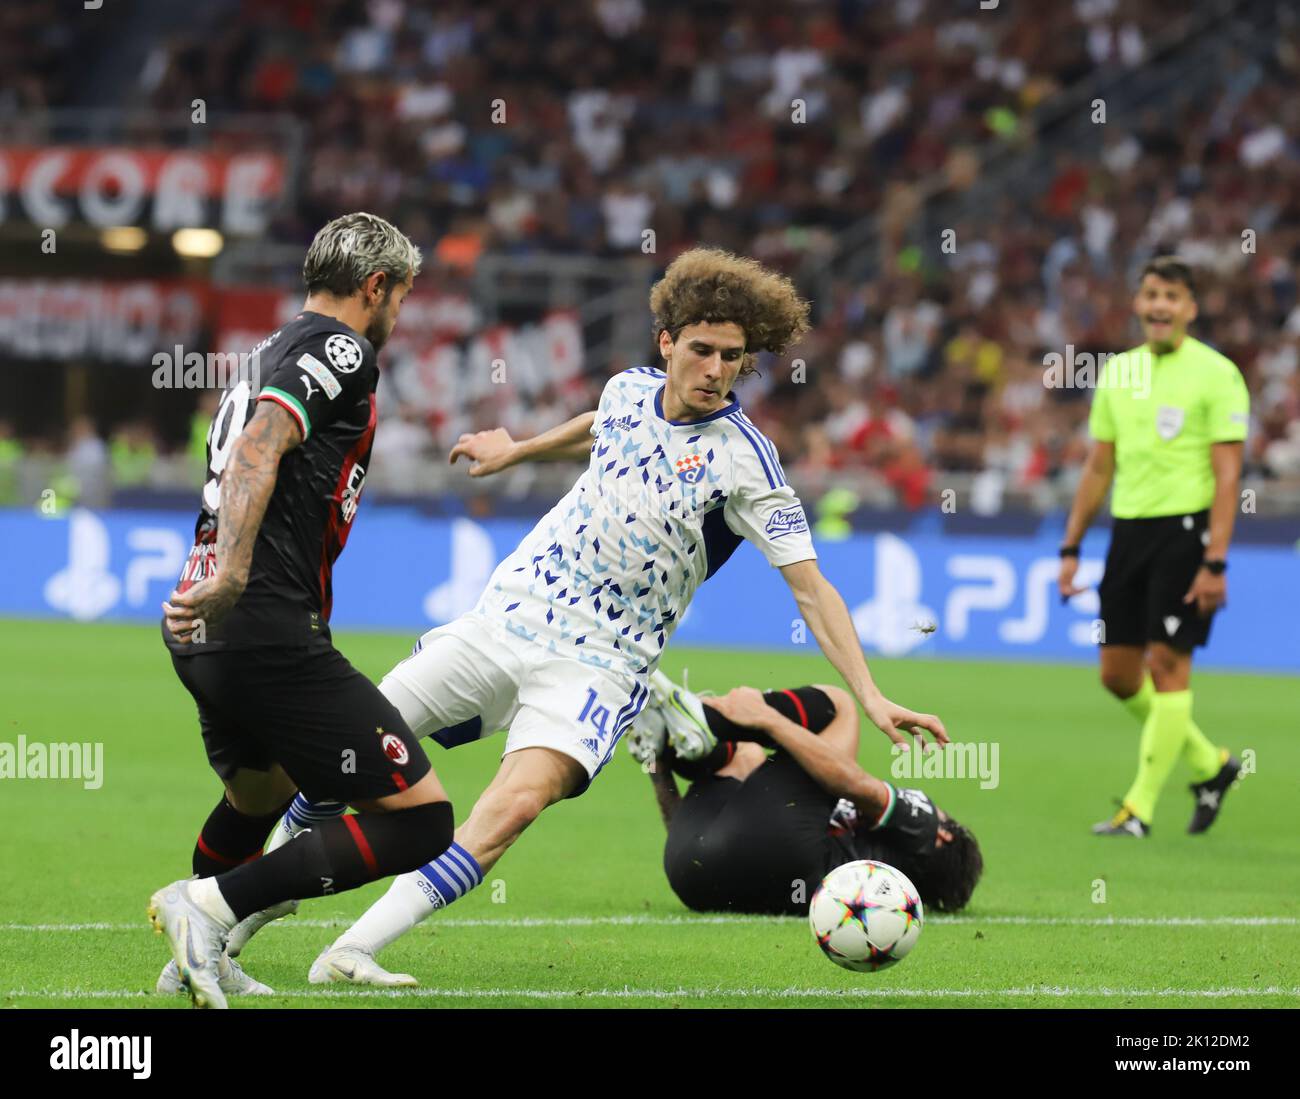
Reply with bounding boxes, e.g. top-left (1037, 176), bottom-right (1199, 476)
top-left (850, 533), bottom-right (1104, 655)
